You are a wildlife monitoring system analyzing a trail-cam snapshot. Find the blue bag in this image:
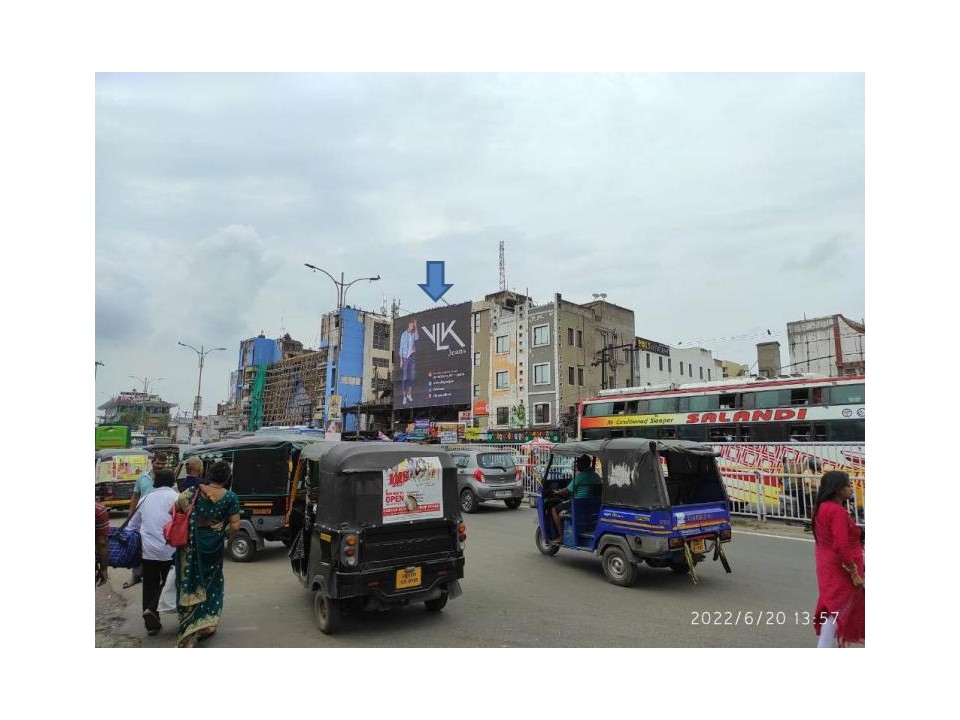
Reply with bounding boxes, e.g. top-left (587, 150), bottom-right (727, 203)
top-left (107, 521), bottom-right (142, 569)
